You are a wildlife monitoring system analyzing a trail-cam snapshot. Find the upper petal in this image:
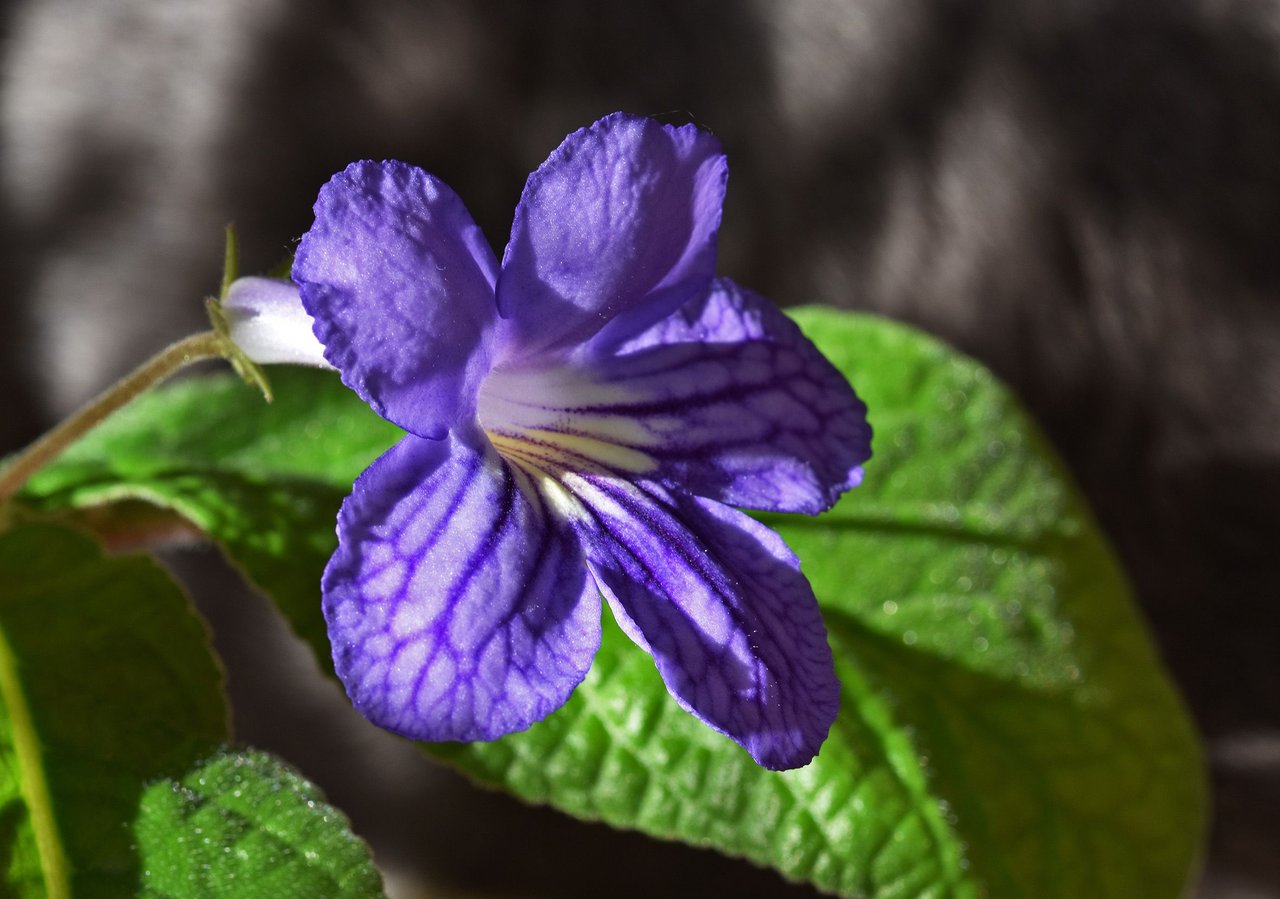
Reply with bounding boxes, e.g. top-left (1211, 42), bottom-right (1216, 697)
top-left (324, 428), bottom-right (601, 742)
top-left (569, 475), bottom-right (839, 770)
top-left (294, 161), bottom-right (500, 439)
top-left (496, 113), bottom-right (727, 361)
top-left (612, 278), bottom-right (871, 512)
top-left (478, 278), bottom-right (872, 514)
top-left (619, 274), bottom-right (811, 350)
